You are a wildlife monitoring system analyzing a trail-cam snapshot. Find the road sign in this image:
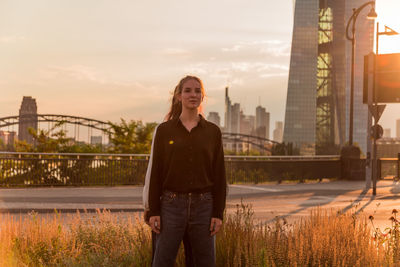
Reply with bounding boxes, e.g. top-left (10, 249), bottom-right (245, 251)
top-left (363, 53), bottom-right (400, 103)
top-left (368, 104), bottom-right (386, 123)
top-left (370, 124), bottom-right (383, 140)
